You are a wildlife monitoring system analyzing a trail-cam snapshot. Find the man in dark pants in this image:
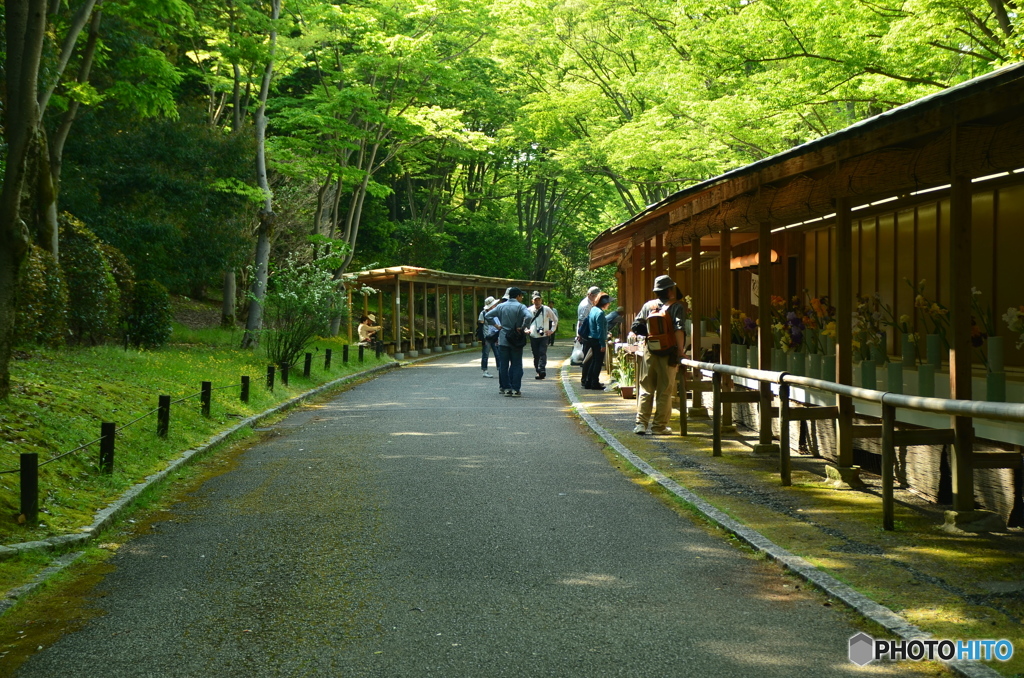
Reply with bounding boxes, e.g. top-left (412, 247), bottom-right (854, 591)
top-left (528, 291), bottom-right (558, 379)
top-left (485, 288), bottom-right (532, 397)
top-left (582, 294), bottom-right (611, 389)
